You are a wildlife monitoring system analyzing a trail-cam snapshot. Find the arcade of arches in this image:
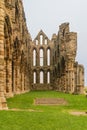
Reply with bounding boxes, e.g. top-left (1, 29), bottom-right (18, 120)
top-left (0, 0), bottom-right (84, 109)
